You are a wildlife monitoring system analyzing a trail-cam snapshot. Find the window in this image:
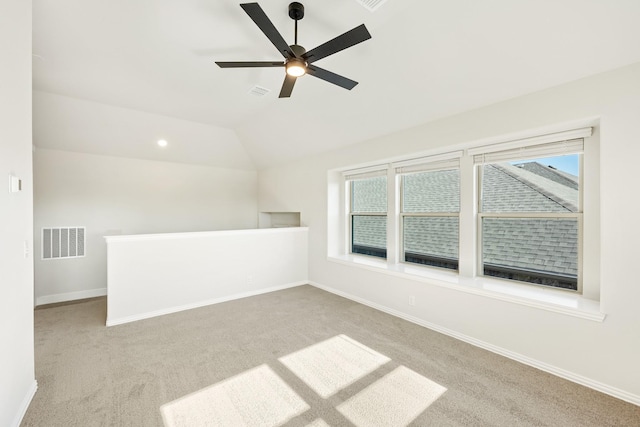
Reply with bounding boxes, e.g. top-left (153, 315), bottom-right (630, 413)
top-left (476, 141), bottom-right (582, 291)
top-left (347, 172), bottom-right (387, 259)
top-left (399, 160), bottom-right (460, 270)
top-left (333, 127), bottom-right (595, 297)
